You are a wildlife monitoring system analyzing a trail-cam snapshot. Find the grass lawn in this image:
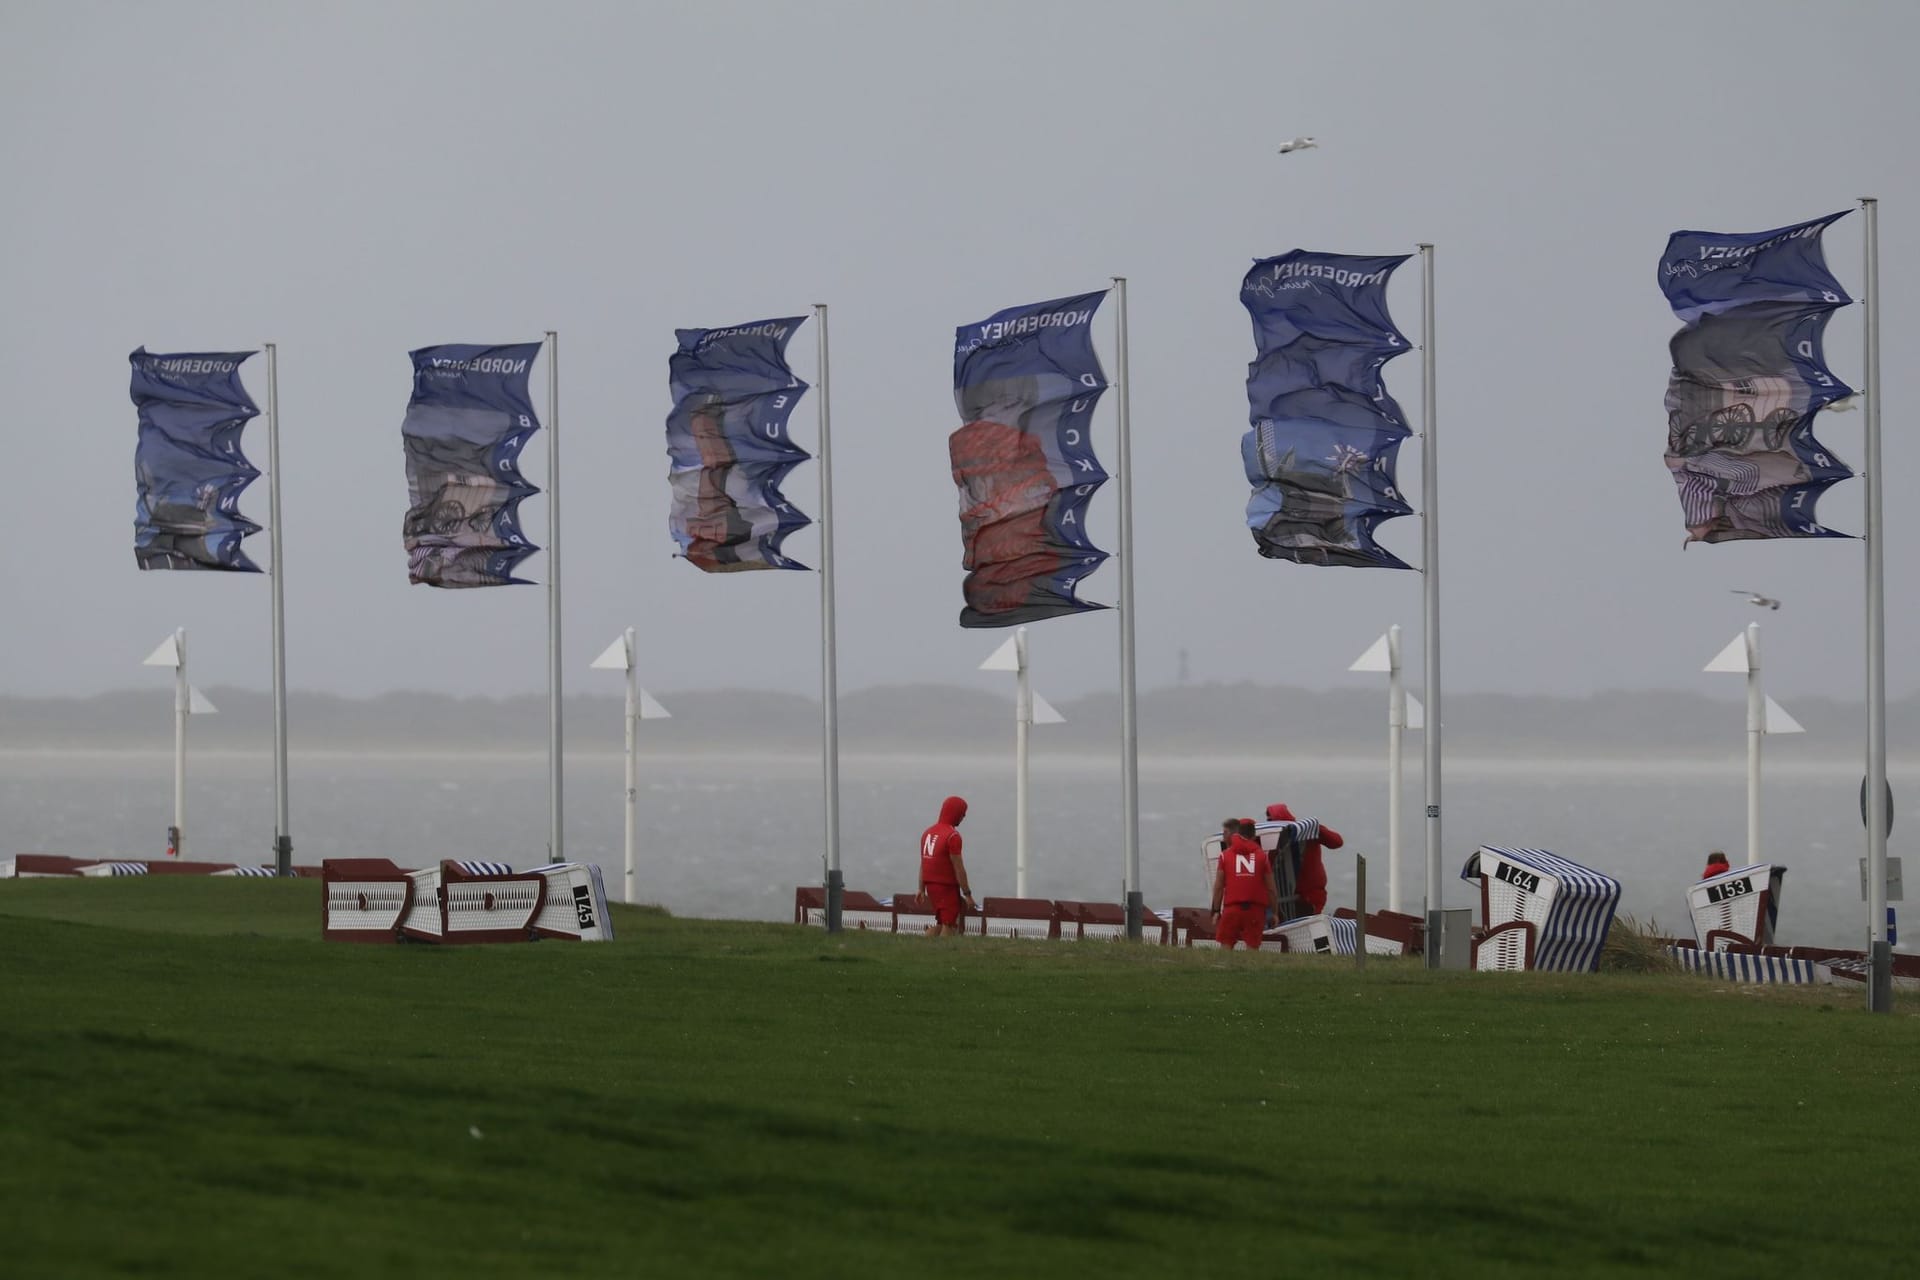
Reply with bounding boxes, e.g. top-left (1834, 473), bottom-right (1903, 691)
top-left (2, 877), bottom-right (1916, 1278)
